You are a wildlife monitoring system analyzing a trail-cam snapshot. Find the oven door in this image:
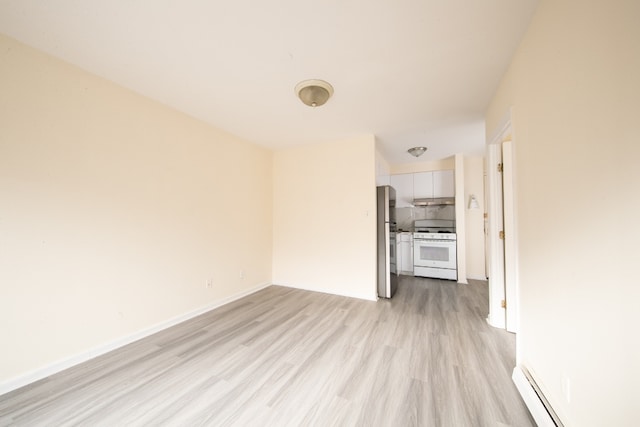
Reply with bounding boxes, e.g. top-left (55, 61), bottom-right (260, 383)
top-left (413, 239), bottom-right (457, 269)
